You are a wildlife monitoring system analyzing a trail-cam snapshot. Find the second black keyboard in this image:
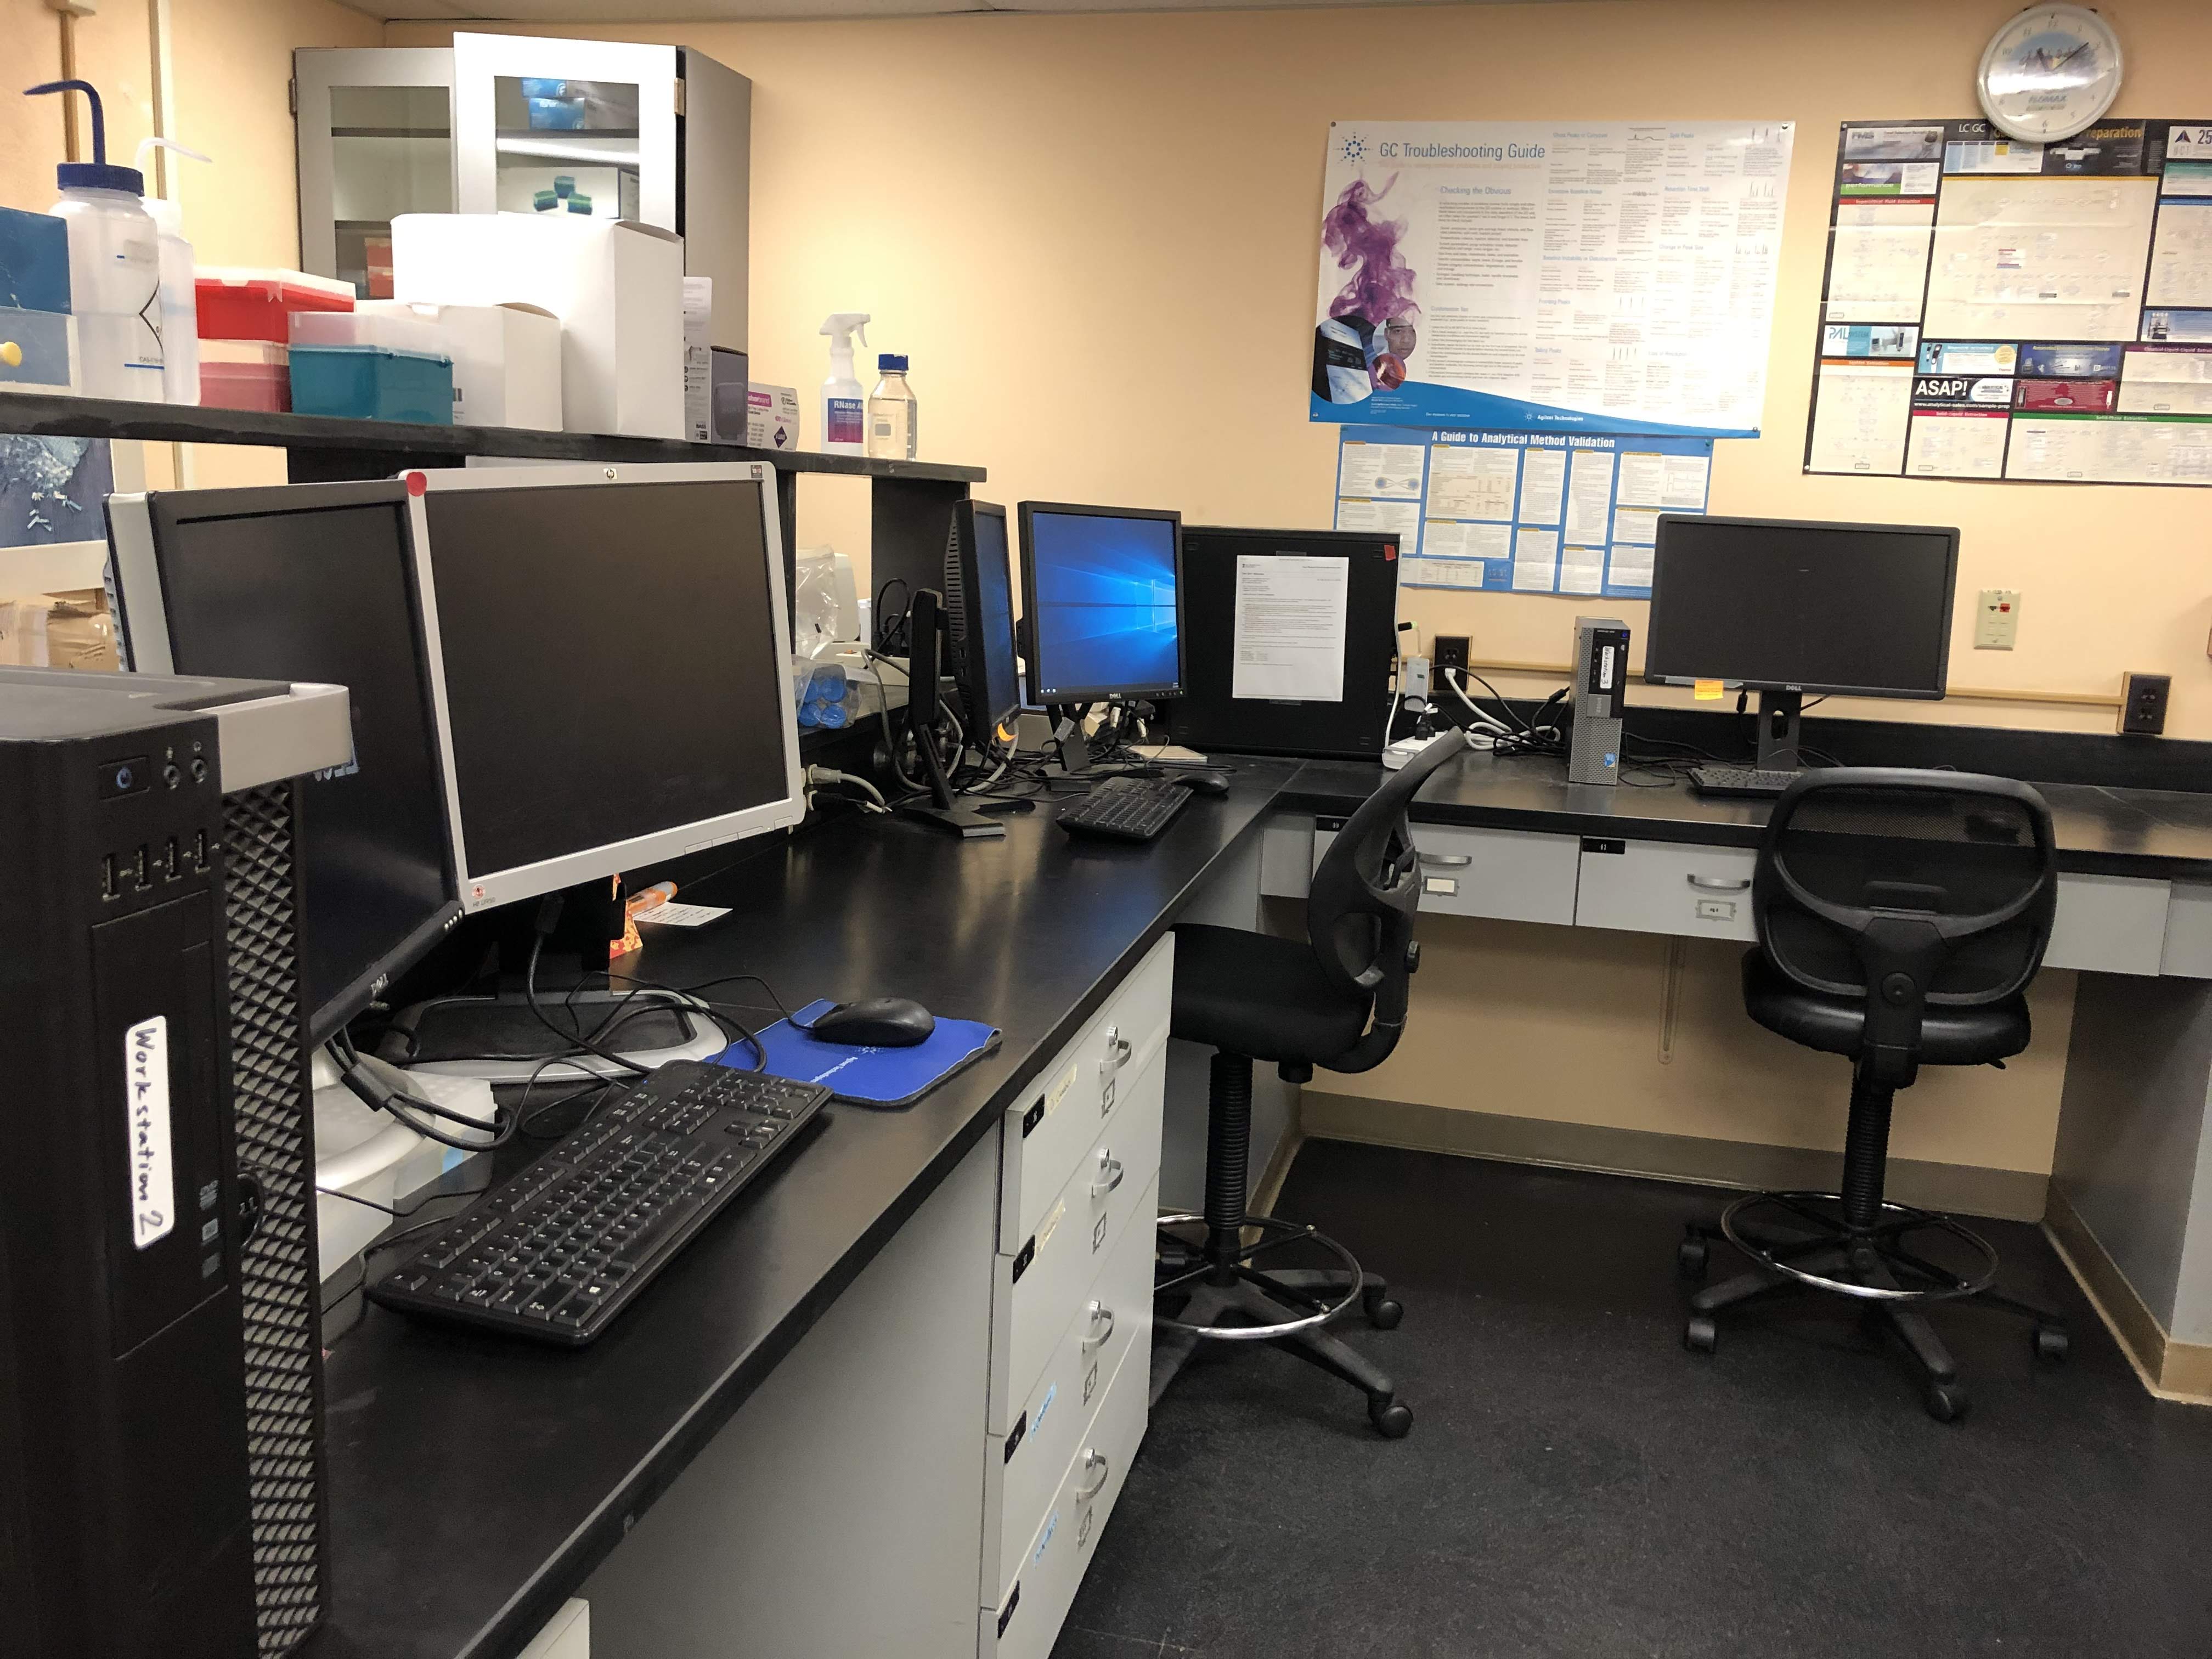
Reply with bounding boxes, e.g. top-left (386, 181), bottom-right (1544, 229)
top-left (1057, 776), bottom-right (1192, 843)
top-left (365, 1059), bottom-right (830, 1345)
